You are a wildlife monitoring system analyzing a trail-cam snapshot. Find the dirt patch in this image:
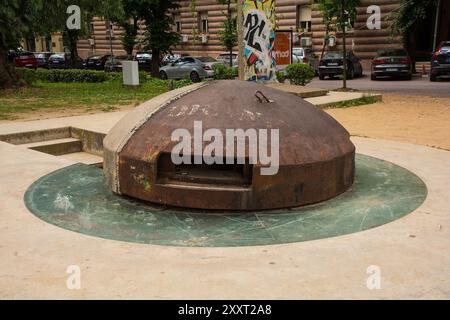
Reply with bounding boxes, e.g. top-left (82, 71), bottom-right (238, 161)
top-left (0, 104), bottom-right (135, 123)
top-left (326, 94), bottom-right (450, 150)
